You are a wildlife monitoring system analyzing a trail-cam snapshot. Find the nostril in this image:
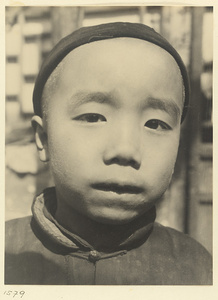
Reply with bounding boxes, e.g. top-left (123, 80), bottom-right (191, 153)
top-left (130, 159), bottom-right (140, 170)
top-left (104, 156), bottom-right (140, 170)
top-left (129, 159), bottom-right (140, 170)
top-left (104, 157), bottom-right (119, 166)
